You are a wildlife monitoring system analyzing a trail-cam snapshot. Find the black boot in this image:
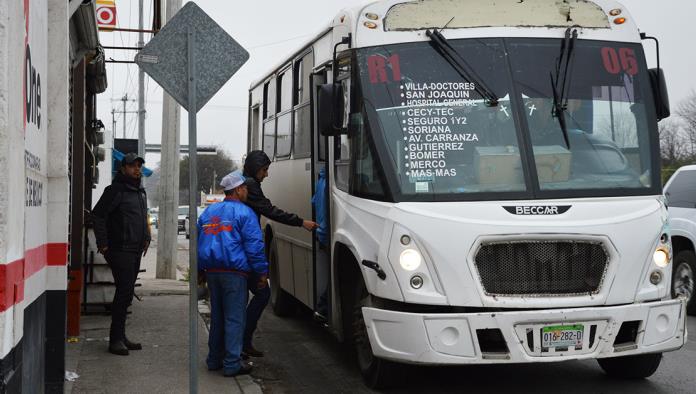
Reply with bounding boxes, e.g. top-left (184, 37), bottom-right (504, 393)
top-left (124, 337), bottom-right (142, 350)
top-left (242, 345), bottom-right (264, 358)
top-left (108, 340), bottom-right (129, 356)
